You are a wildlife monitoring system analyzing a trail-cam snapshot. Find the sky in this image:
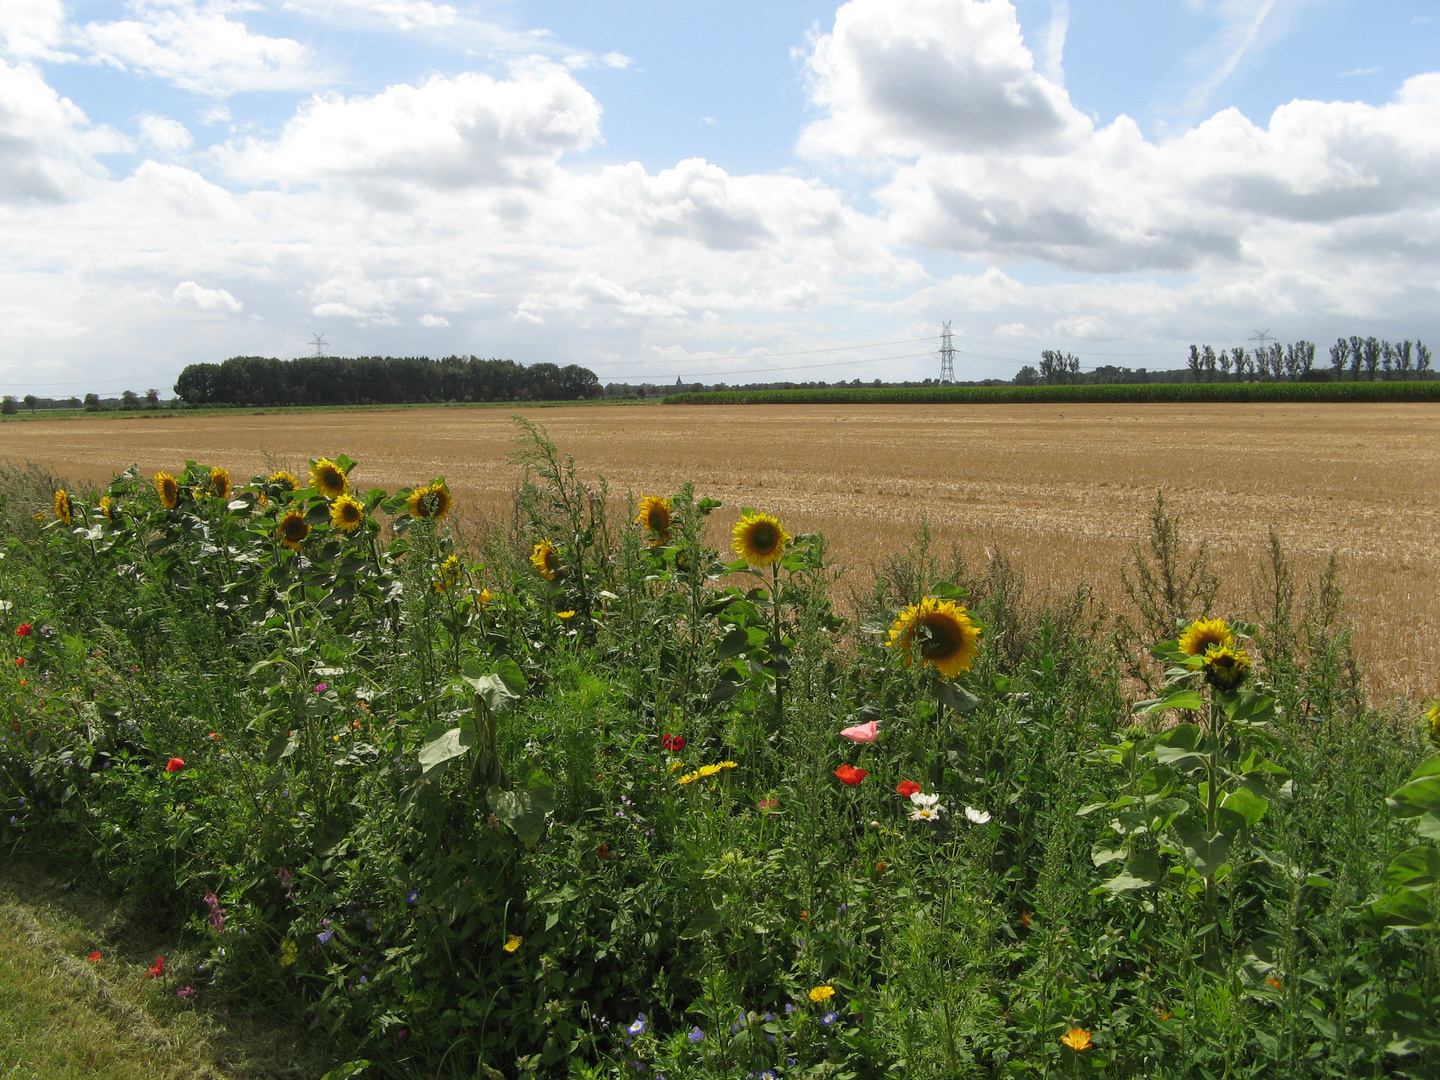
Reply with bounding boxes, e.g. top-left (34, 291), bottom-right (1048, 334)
top-left (1, 0), bottom-right (1438, 396)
